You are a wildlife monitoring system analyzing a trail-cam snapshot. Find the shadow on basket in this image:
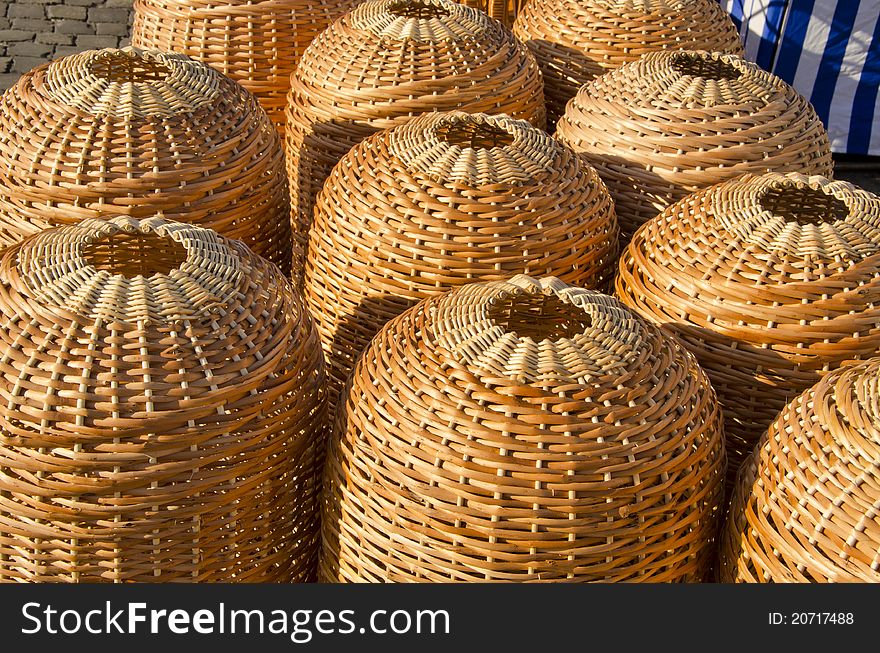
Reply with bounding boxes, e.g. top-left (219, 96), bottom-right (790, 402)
top-left (290, 117), bottom-right (380, 276)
